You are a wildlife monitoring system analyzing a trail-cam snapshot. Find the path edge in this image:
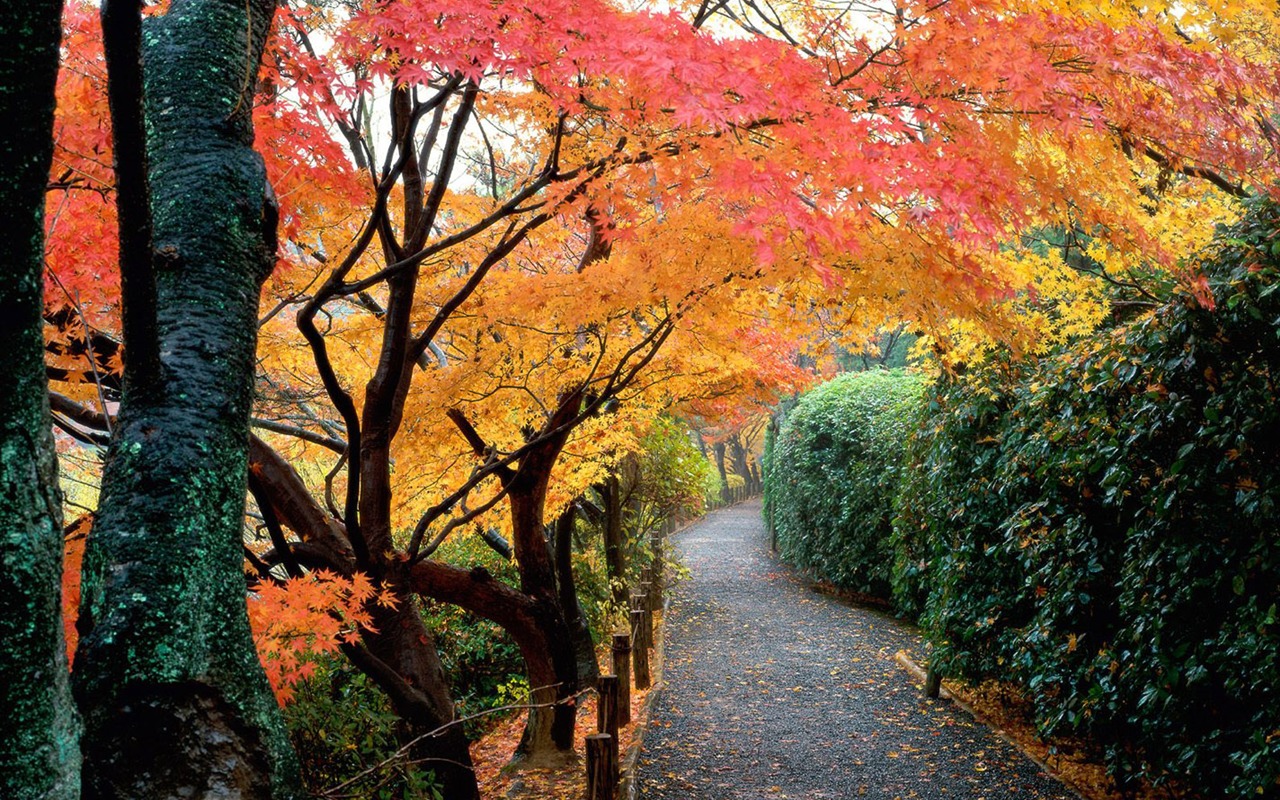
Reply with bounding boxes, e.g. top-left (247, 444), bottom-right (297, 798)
top-left (893, 651), bottom-right (1088, 800)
